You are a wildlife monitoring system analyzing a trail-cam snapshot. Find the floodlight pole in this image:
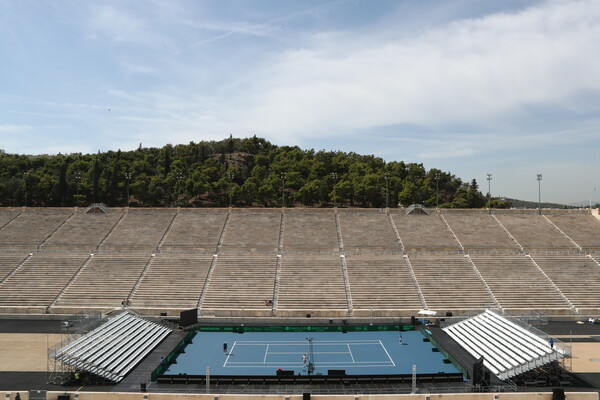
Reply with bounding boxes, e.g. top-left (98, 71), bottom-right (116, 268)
top-left (306, 337), bottom-right (314, 375)
top-left (486, 174), bottom-right (492, 214)
top-left (75, 171), bottom-right (81, 197)
top-left (280, 172), bottom-right (286, 208)
top-left (23, 171), bottom-right (29, 206)
top-left (332, 172), bottom-right (338, 208)
top-left (435, 172), bottom-right (440, 209)
top-left (537, 174), bottom-right (542, 215)
top-left (124, 172), bottom-right (131, 206)
top-left (176, 171), bottom-right (184, 206)
top-left (206, 365), bottom-right (210, 392)
top-left (228, 172), bottom-right (234, 207)
top-left (385, 172), bottom-right (389, 209)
